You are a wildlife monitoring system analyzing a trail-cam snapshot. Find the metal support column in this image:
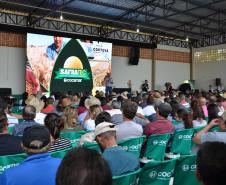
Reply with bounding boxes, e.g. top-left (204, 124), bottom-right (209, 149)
top-left (190, 46), bottom-right (193, 80)
top-left (151, 48), bottom-right (156, 90)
